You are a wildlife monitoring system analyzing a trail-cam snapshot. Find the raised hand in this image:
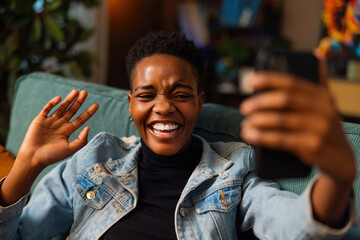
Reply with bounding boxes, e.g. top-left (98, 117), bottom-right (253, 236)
top-left (0, 89), bottom-right (99, 206)
top-left (17, 89), bottom-right (99, 169)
